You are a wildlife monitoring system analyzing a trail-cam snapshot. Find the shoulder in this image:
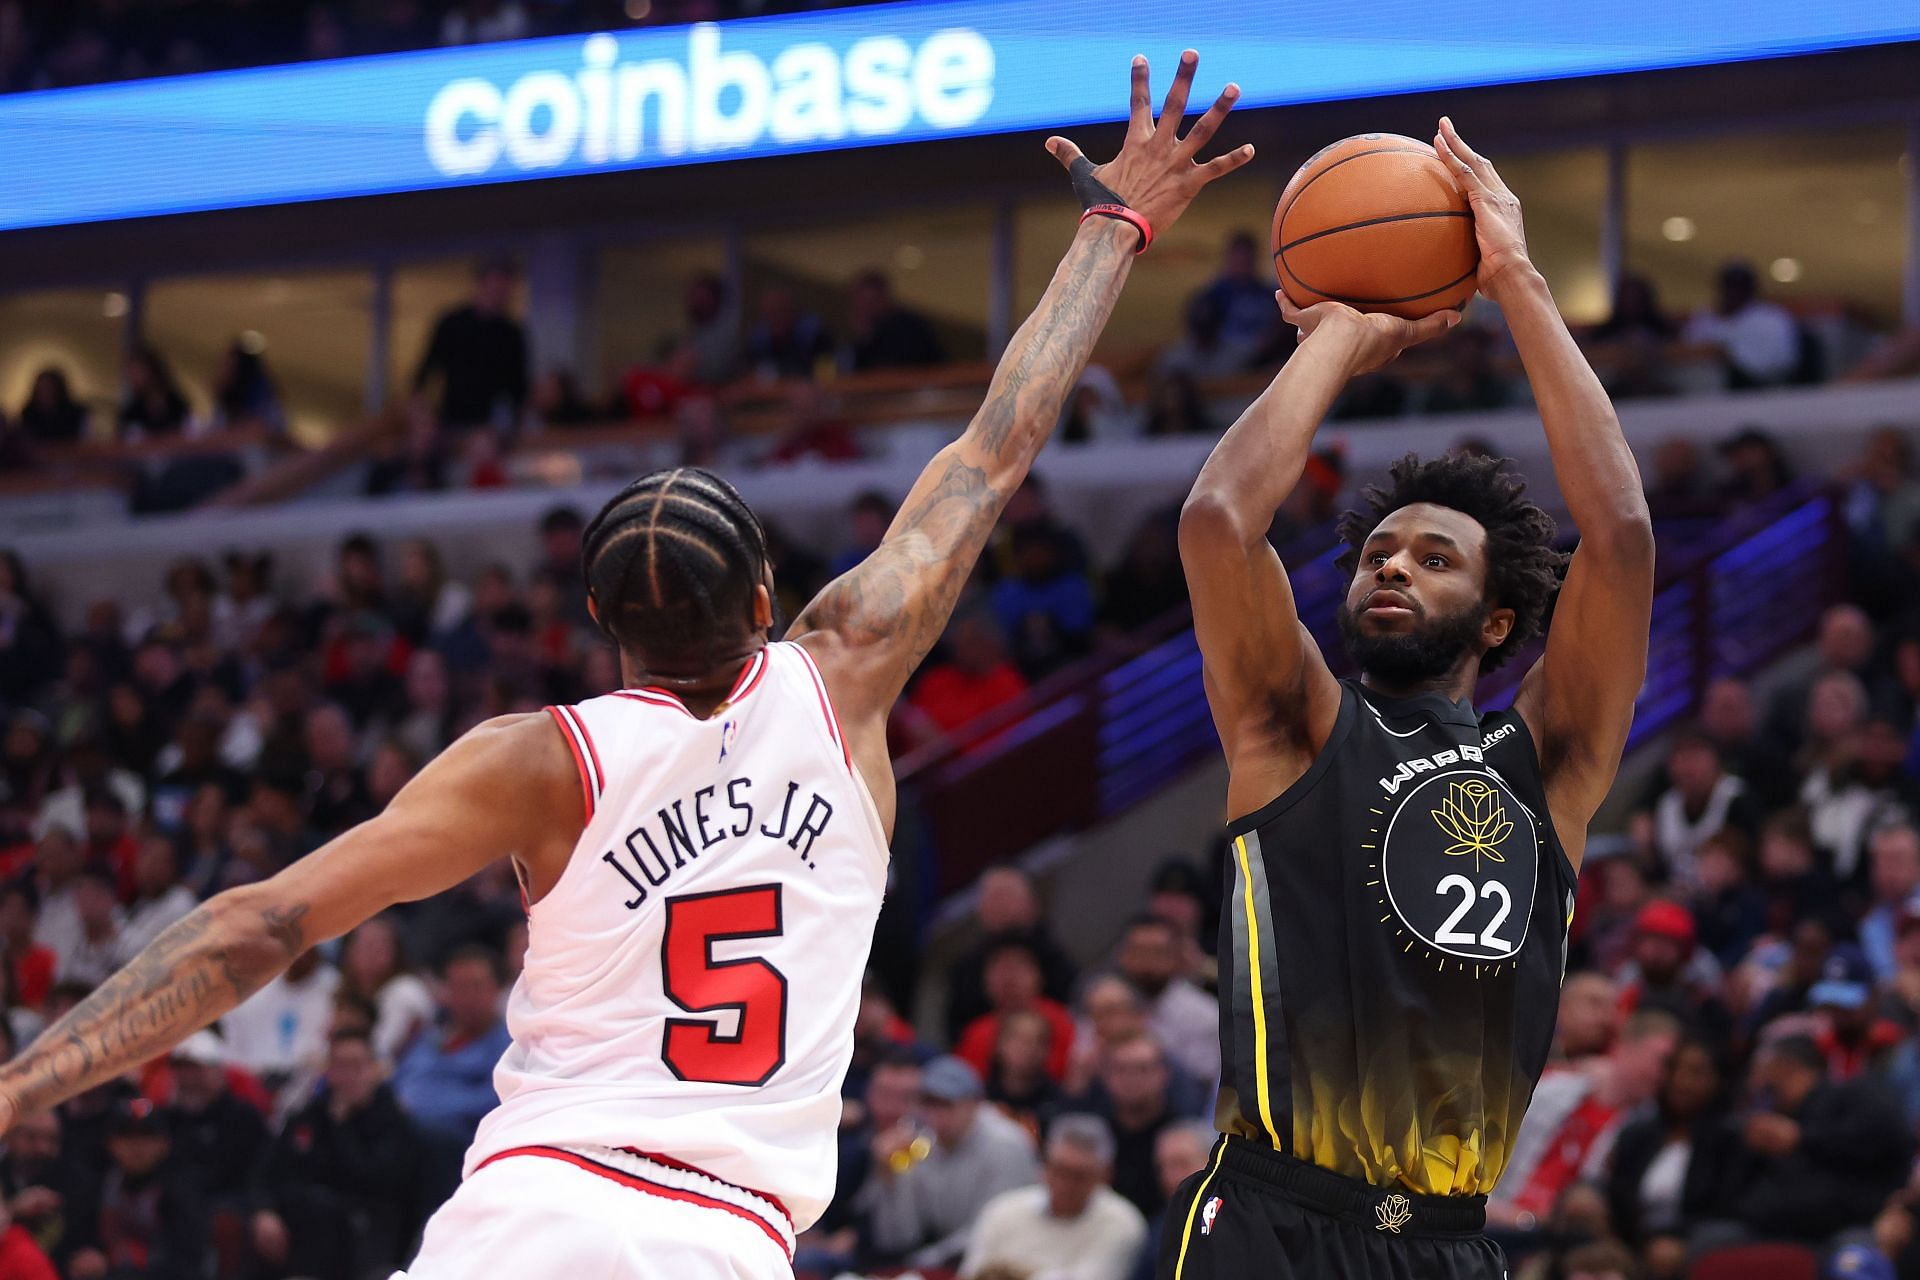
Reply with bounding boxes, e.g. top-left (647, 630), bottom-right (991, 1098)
top-left (1094, 1186), bottom-right (1148, 1230)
